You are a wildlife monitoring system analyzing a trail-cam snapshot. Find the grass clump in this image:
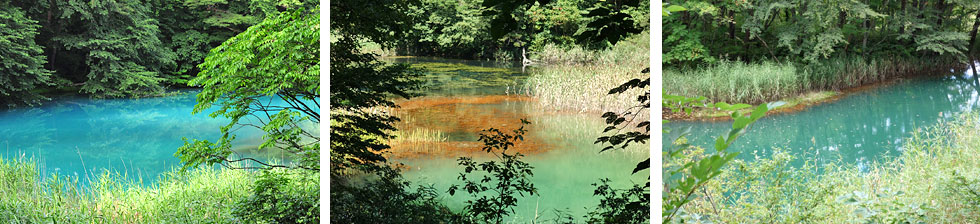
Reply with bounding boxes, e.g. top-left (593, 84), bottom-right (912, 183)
top-left (0, 157), bottom-right (316, 223)
top-left (670, 113), bottom-right (980, 223)
top-left (664, 60), bottom-right (801, 104)
top-left (523, 32), bottom-right (650, 114)
top-left (664, 56), bottom-right (959, 104)
top-left (391, 128), bottom-right (449, 143)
